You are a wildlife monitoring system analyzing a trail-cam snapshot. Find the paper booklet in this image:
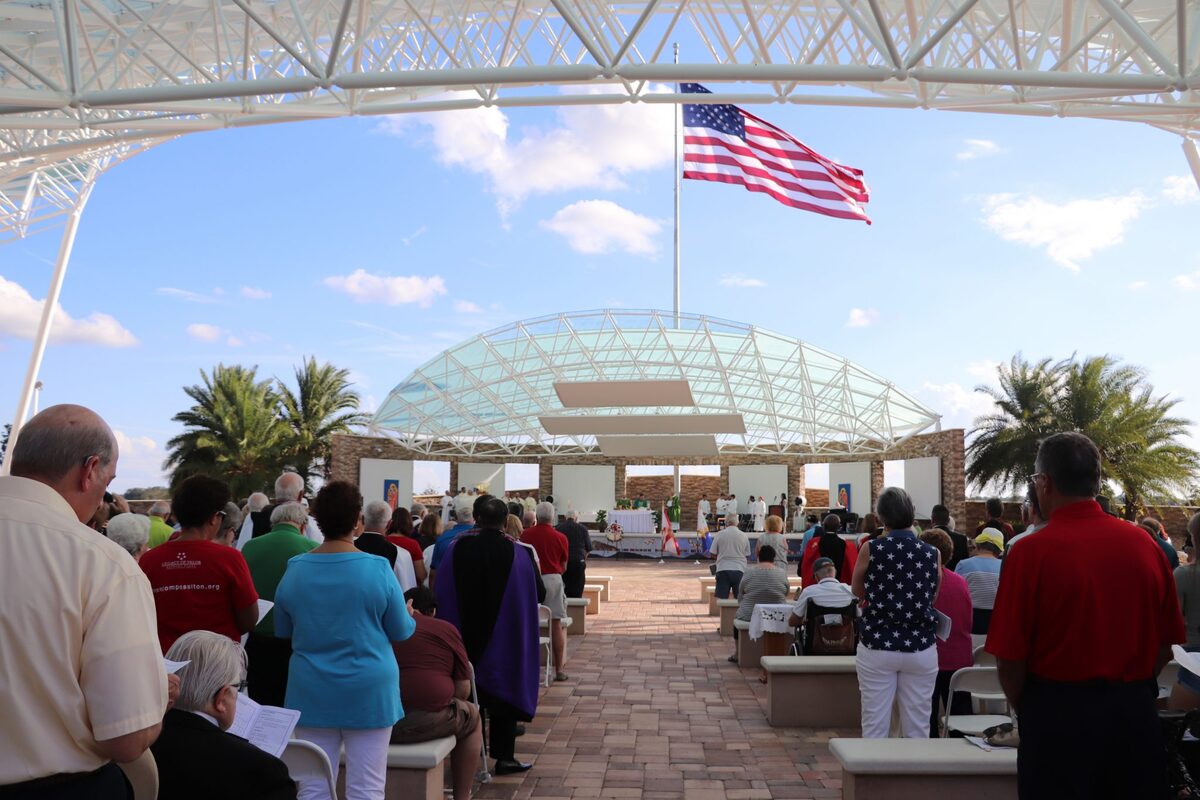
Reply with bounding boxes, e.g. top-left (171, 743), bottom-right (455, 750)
top-left (228, 692), bottom-right (300, 757)
top-left (1173, 645), bottom-right (1200, 680)
top-left (934, 609), bottom-right (952, 642)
